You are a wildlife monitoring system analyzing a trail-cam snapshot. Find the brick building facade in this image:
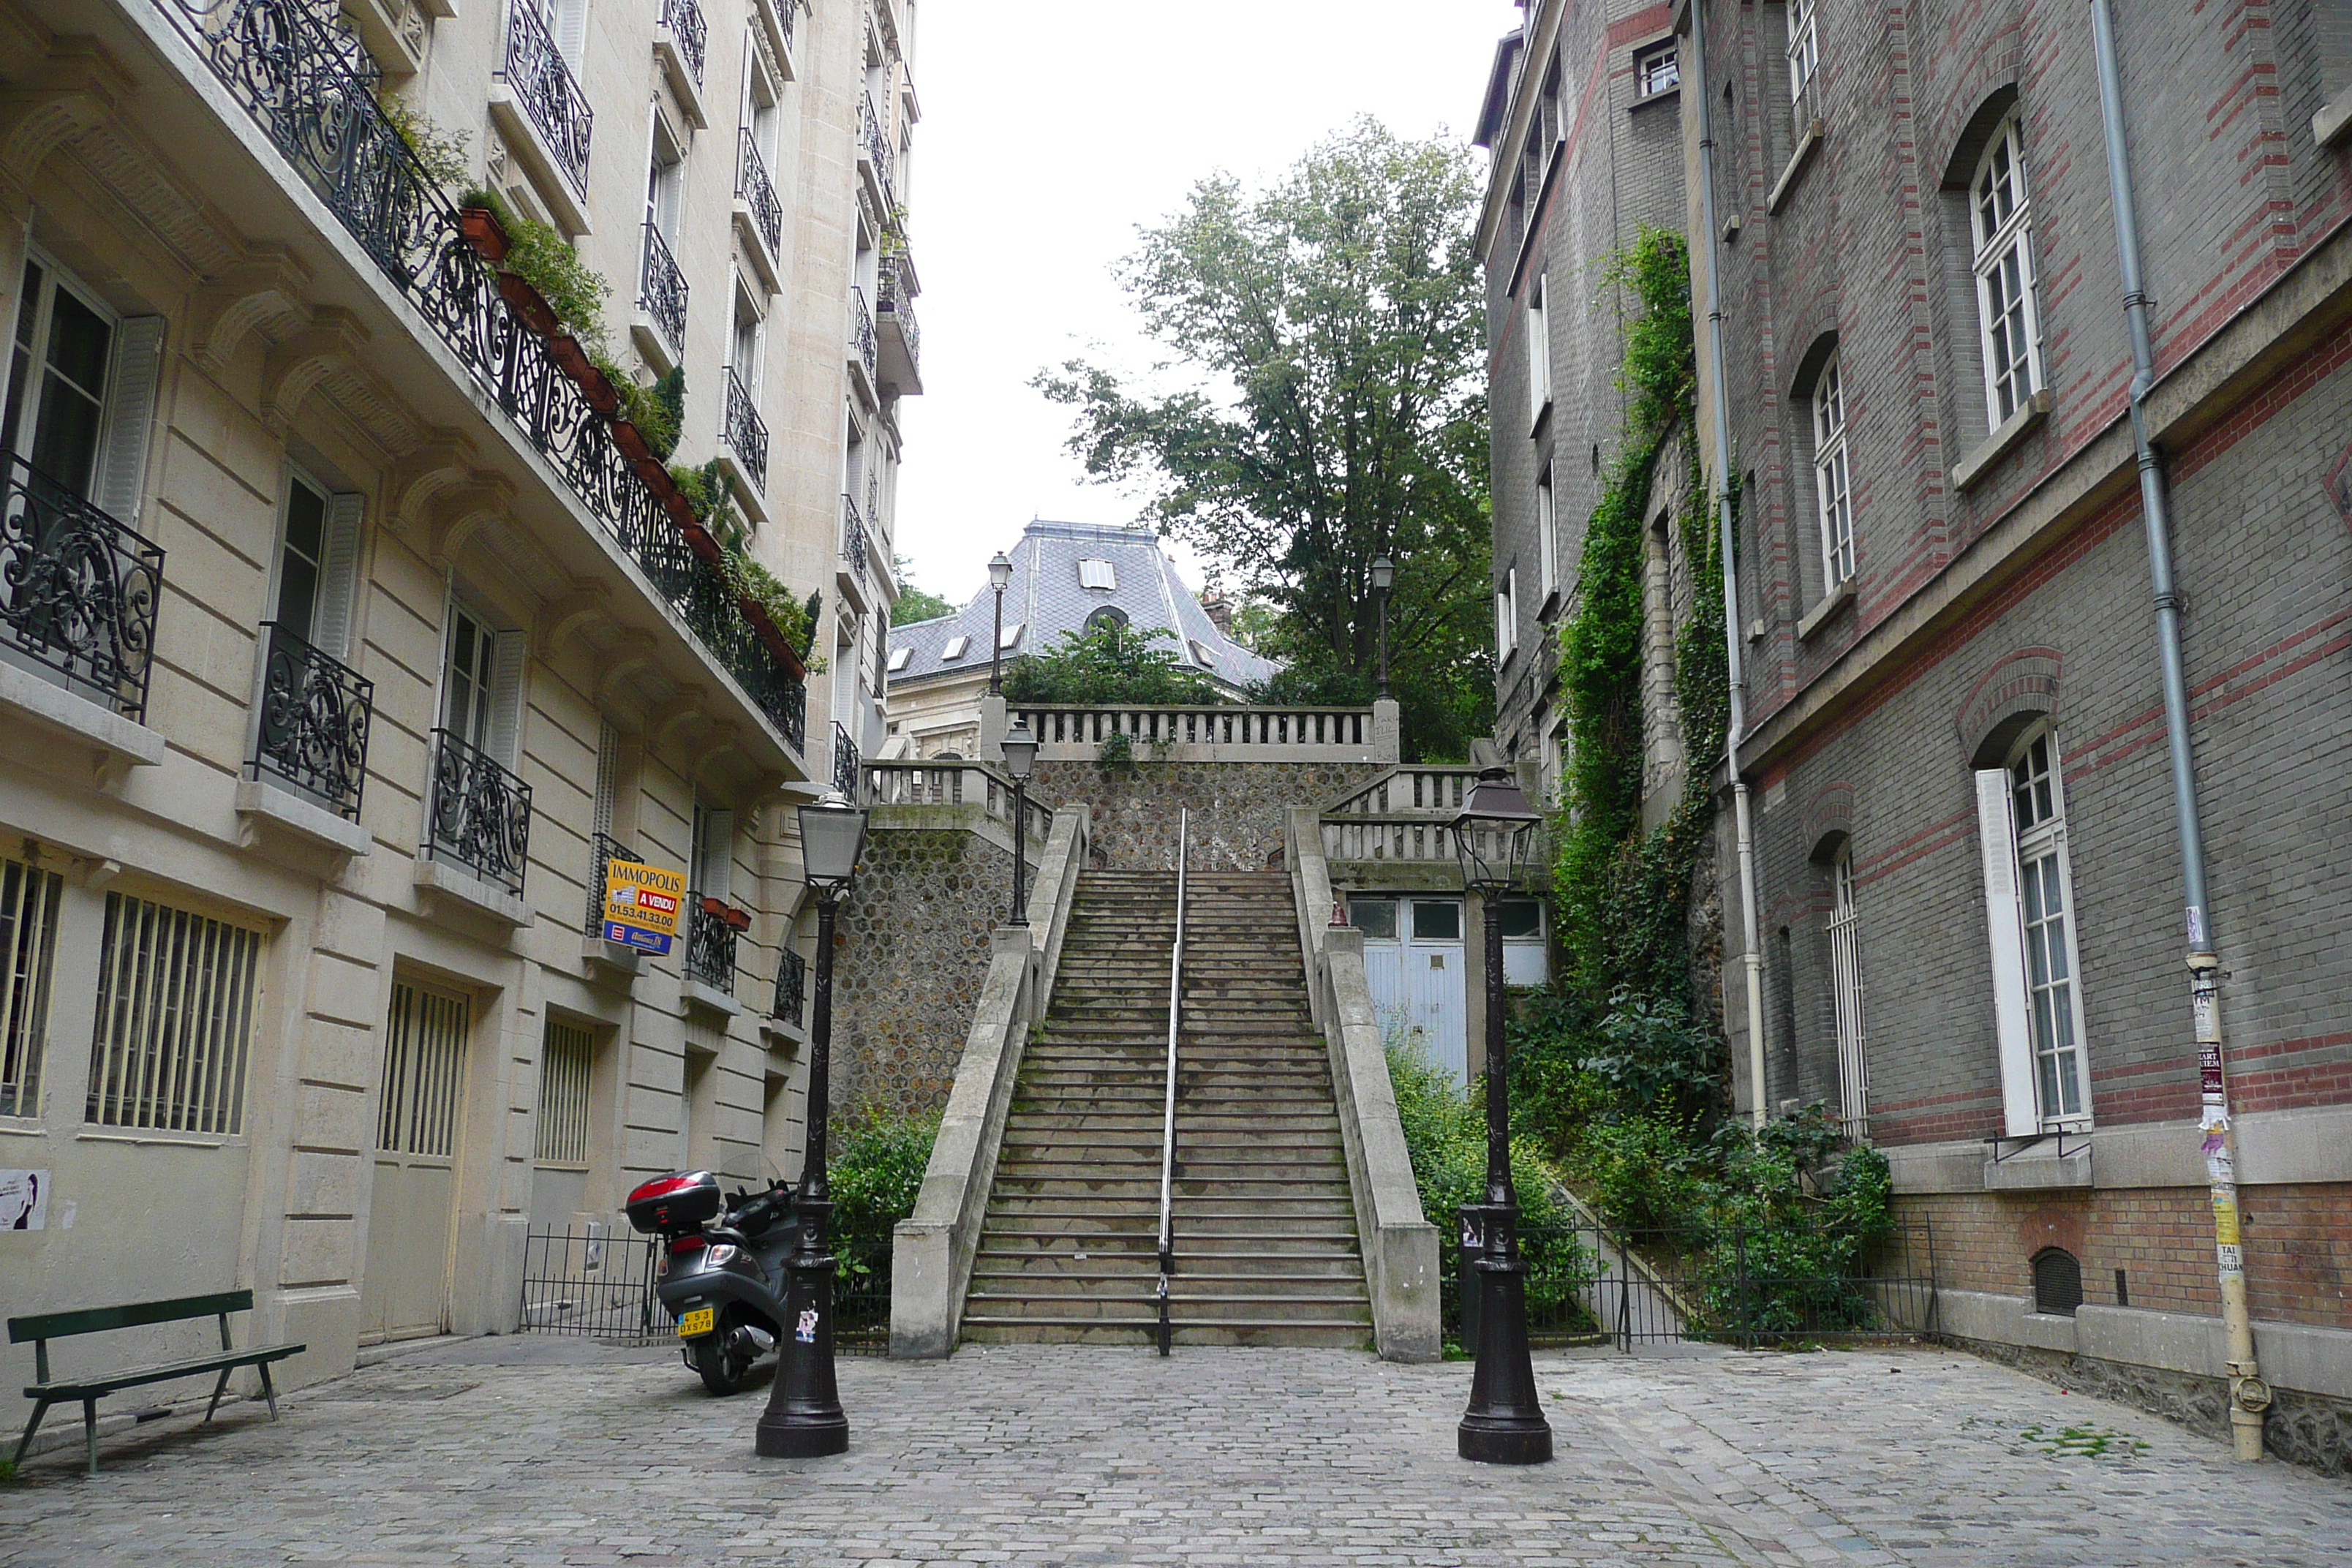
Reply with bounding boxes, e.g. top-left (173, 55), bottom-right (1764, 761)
top-left (1480, 0), bottom-right (2352, 1453)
